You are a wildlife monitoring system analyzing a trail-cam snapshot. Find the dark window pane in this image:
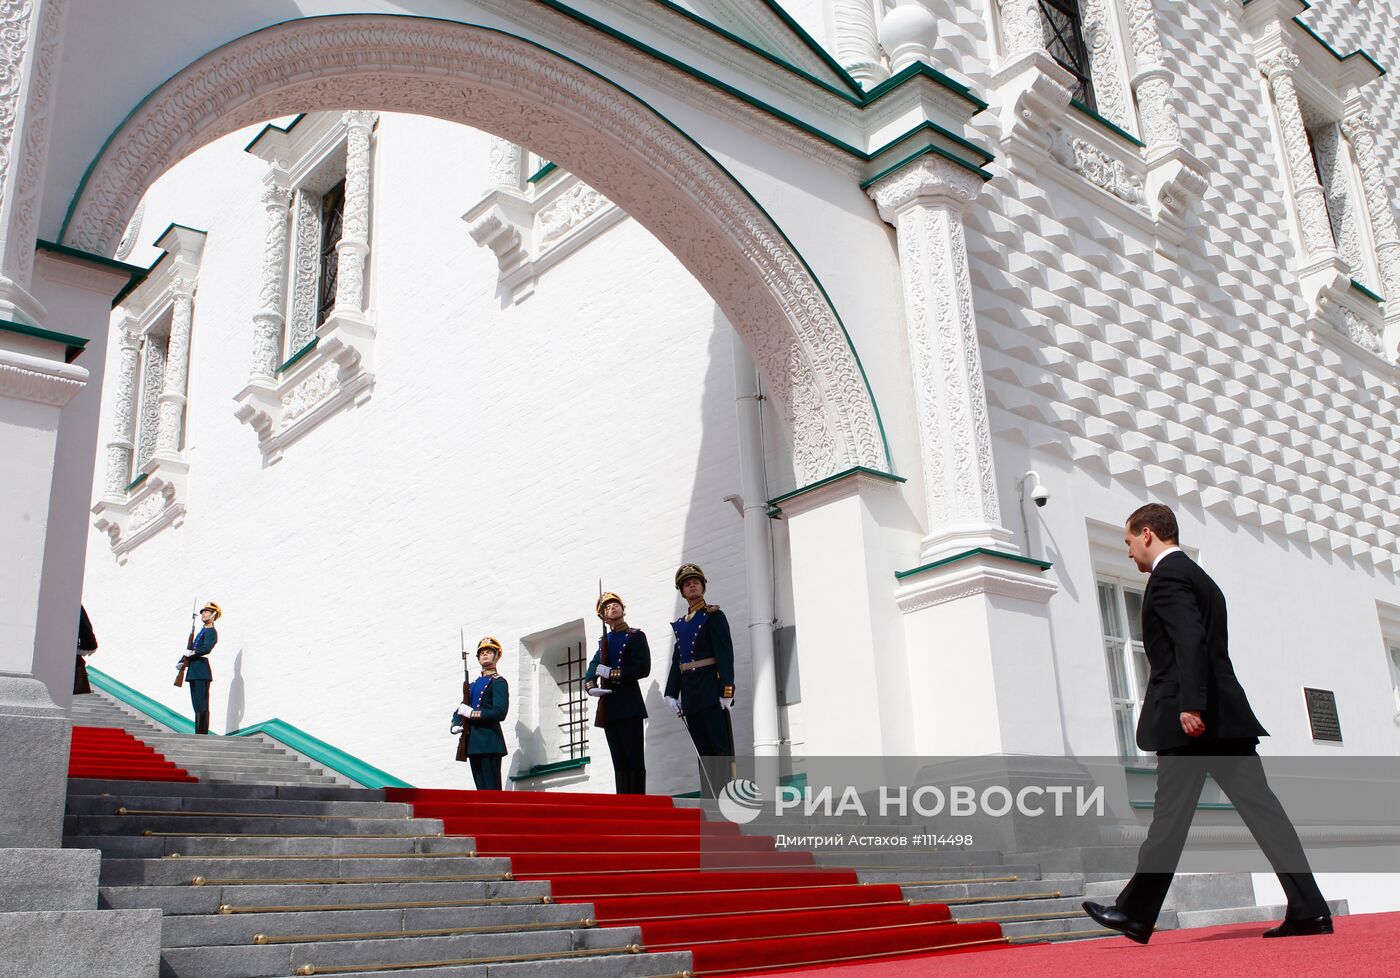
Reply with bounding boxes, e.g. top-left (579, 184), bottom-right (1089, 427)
top-left (317, 180), bottom-right (346, 326)
top-left (1038, 0), bottom-right (1096, 112)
